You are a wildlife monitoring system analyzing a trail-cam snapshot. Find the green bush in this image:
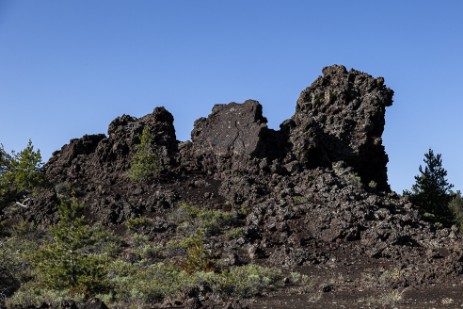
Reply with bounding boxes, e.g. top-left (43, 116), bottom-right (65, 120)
top-left (32, 198), bottom-right (108, 295)
top-left (0, 237), bottom-right (37, 297)
top-left (0, 144), bottom-right (10, 175)
top-left (89, 223), bottom-right (124, 257)
top-left (129, 126), bottom-right (160, 181)
top-left (107, 261), bottom-right (194, 305)
top-left (212, 264), bottom-right (282, 298)
top-left (102, 260), bottom-right (283, 306)
top-left (0, 140), bottom-right (45, 208)
top-left (167, 230), bottom-right (216, 273)
top-left (5, 284), bottom-right (85, 308)
top-left (224, 227), bottom-right (245, 240)
top-left (174, 203), bottom-right (237, 236)
top-left (449, 192), bottom-right (463, 230)
top-left (126, 216), bottom-right (154, 232)
top-left (349, 174), bottom-right (363, 189)
top-left (368, 180), bottom-right (378, 190)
